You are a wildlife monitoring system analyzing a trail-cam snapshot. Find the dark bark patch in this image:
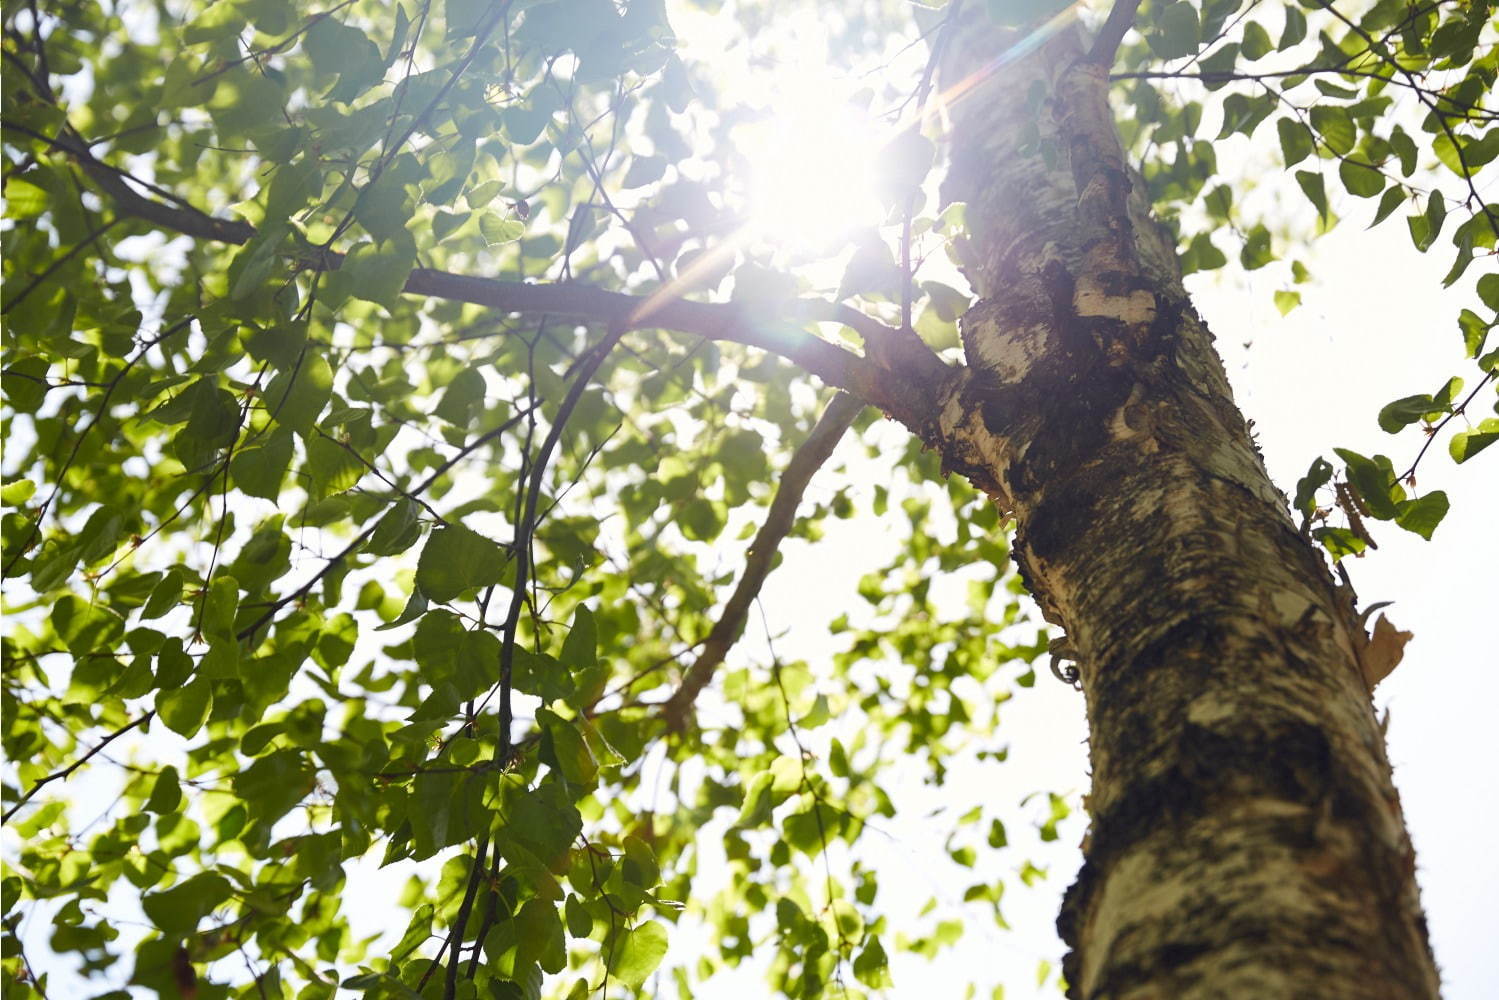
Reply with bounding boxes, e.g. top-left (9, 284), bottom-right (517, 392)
top-left (1019, 478), bottom-right (1102, 564)
top-left (1082, 711), bottom-right (1337, 877)
top-left (1147, 293), bottom-right (1184, 355)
